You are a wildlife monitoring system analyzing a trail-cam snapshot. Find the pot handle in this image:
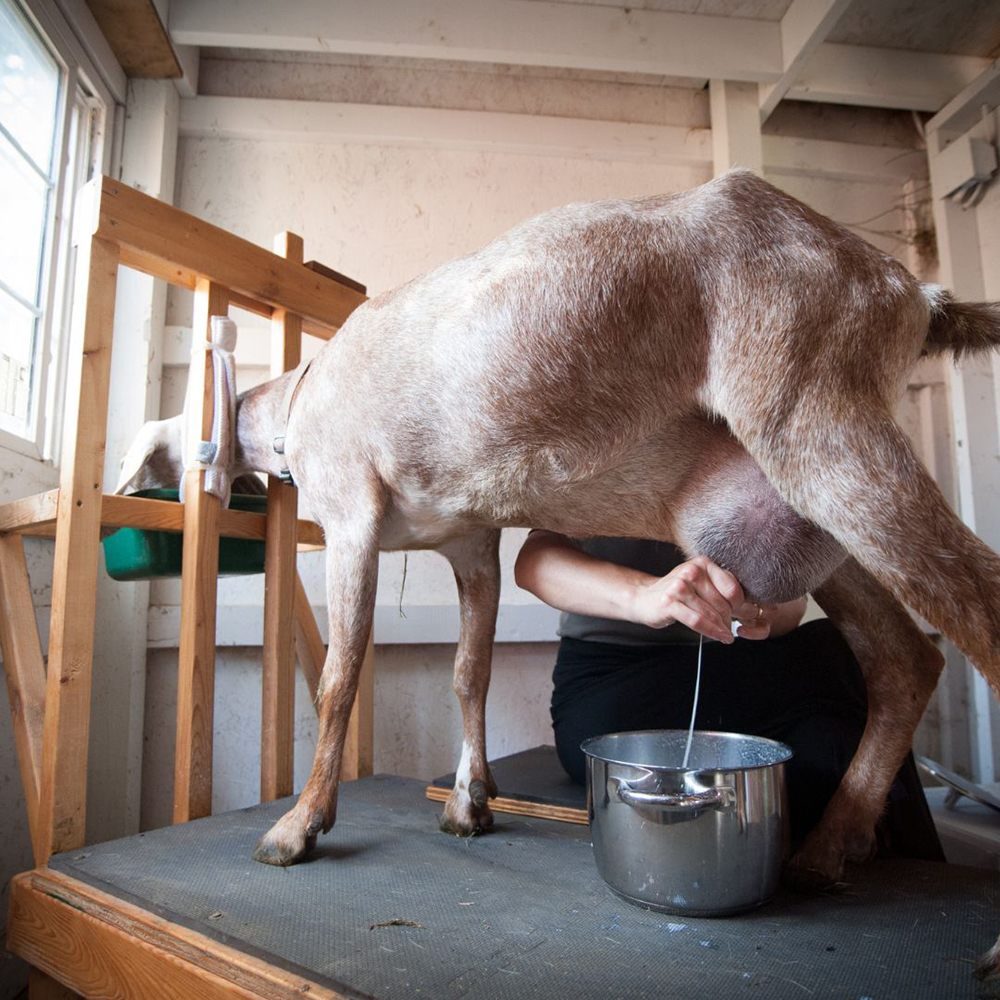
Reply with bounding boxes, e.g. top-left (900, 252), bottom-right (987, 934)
top-left (616, 781), bottom-right (730, 811)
